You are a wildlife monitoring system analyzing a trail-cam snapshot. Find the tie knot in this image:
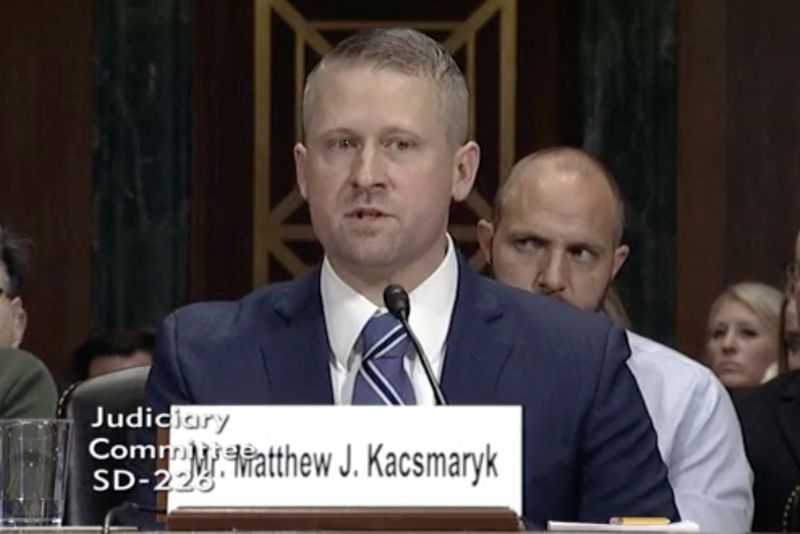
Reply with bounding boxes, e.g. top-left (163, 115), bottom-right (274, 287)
top-left (361, 312), bottom-right (409, 361)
